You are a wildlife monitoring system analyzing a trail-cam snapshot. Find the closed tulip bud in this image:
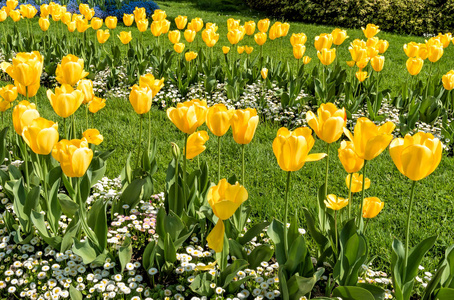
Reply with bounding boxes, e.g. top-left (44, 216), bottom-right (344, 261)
top-left (67, 21), bottom-right (76, 33)
top-left (0, 84), bottom-right (18, 102)
top-left (344, 117), bottom-right (395, 160)
top-left (175, 15), bottom-right (187, 30)
top-left (244, 20), bottom-right (255, 35)
top-left (173, 42), bottom-right (185, 53)
top-left (0, 9), bottom-right (7, 22)
top-left (317, 48), bottom-right (336, 66)
top-left (52, 138), bottom-right (93, 178)
top-left (290, 33), bottom-right (307, 46)
top-left (20, 4), bottom-right (37, 19)
top-left (314, 33), bottom-right (333, 51)
top-left (349, 45), bottom-right (367, 62)
top-left (96, 29), bottom-right (110, 44)
top-left (227, 18), bottom-right (240, 31)
top-left (303, 56), bottom-right (311, 64)
top-left (231, 108), bottom-right (259, 145)
top-left (55, 54), bottom-right (89, 86)
top-left (245, 45), bottom-right (253, 54)
top-left (366, 37), bottom-right (379, 48)
top-left (371, 55), bottom-right (385, 72)
top-left (356, 71), bottom-right (368, 82)
top-left (150, 20), bottom-right (162, 36)
top-left (0, 51), bottom-right (43, 88)
top-left (40, 4), bottom-right (49, 17)
top-left (77, 79), bottom-right (94, 104)
top-left (332, 28), bottom-right (348, 45)
top-left (160, 19), bottom-right (170, 34)
top-left (139, 74), bottom-right (164, 97)
top-left (254, 32), bottom-right (267, 46)
top-left (306, 103), bottom-right (346, 144)
top-left (442, 70), bottom-right (454, 90)
top-left (168, 30), bottom-right (180, 44)
top-left (356, 58), bottom-right (369, 69)
top-left (406, 57), bottom-right (424, 76)
top-left (133, 7), bottom-right (146, 21)
top-left (377, 39), bottom-right (389, 53)
top-left (338, 141), bottom-right (364, 173)
top-left (184, 29), bottom-right (196, 42)
top-left (346, 173), bottom-right (371, 193)
top-left (188, 17), bottom-right (203, 32)
top-left (167, 99), bottom-right (207, 134)
top-left (269, 22), bottom-right (282, 40)
top-left (129, 84), bottom-right (152, 115)
top-left (9, 10), bottom-right (21, 22)
top-left (362, 197), bottom-right (384, 218)
top-left (47, 84), bottom-right (84, 118)
top-left (261, 68), bottom-right (268, 80)
top-left (76, 17), bottom-right (90, 33)
top-left (281, 22), bottom-right (290, 37)
top-left (389, 132), bottom-right (442, 181)
top-left (437, 33), bottom-right (452, 48)
top-left (0, 100), bottom-right (10, 112)
top-left (136, 19), bottom-right (148, 32)
top-left (123, 14), bottom-right (134, 26)
top-left (88, 96), bottom-right (106, 113)
top-left (152, 9), bottom-right (166, 21)
top-left (171, 142), bottom-right (180, 161)
top-left (82, 128), bottom-right (103, 145)
top-left (185, 51), bottom-right (198, 62)
top-left (91, 17), bottom-right (102, 30)
top-left (346, 60), bottom-right (356, 67)
top-left (293, 44), bottom-right (306, 59)
top-left (105, 16), bottom-right (117, 29)
top-left (22, 117), bottom-right (59, 155)
top-left (403, 42), bottom-right (419, 58)
top-left (325, 194), bottom-right (349, 211)
top-left (257, 18), bottom-right (270, 33)
top-left (222, 46), bottom-right (230, 54)
top-left (39, 17), bottom-right (50, 31)
top-left (362, 23), bottom-right (380, 38)
top-left (185, 130), bottom-right (209, 159)
top-left (237, 46), bottom-right (244, 54)
top-left (418, 43), bottom-right (429, 60)
top-left (206, 103), bottom-right (234, 137)
top-left (13, 100), bottom-right (40, 135)
top-left (227, 29), bottom-right (242, 45)
top-left (427, 44), bottom-right (443, 63)
top-left (118, 31), bottom-right (132, 44)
